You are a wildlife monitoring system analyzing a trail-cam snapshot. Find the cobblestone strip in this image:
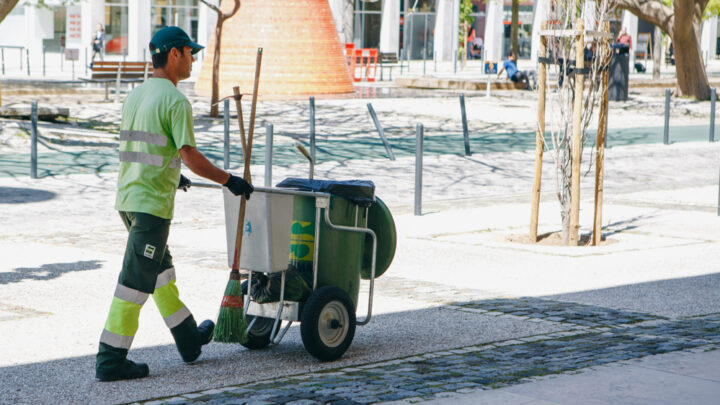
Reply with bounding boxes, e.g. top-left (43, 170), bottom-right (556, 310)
top-left (132, 301), bottom-right (720, 405)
